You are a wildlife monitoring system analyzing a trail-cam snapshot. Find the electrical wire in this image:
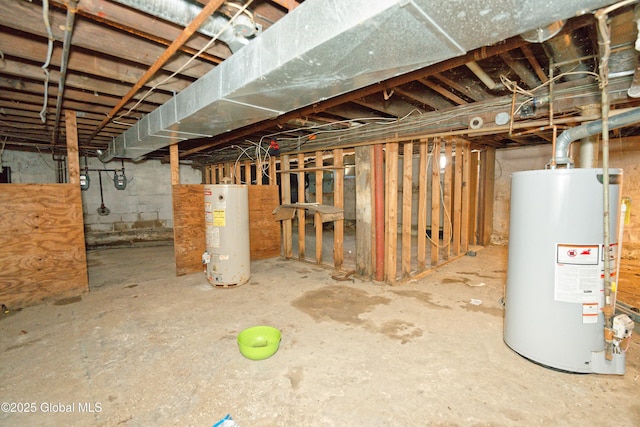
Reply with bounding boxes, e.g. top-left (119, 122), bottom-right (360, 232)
top-left (424, 141), bottom-right (454, 249)
top-left (34, 146), bottom-right (58, 171)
